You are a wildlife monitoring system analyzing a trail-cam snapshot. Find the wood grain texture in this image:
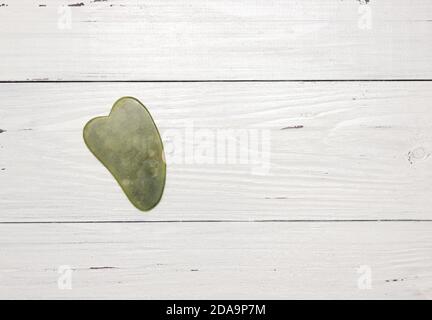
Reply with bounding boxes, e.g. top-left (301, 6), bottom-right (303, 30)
top-left (1, 82), bottom-right (431, 222)
top-left (1, 0), bottom-right (431, 300)
top-left (1, 0), bottom-right (432, 81)
top-left (1, 222), bottom-right (431, 299)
